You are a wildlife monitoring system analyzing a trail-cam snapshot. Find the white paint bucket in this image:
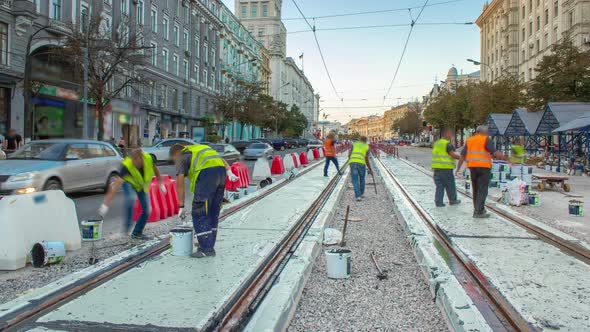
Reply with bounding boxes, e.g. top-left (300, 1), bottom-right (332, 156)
top-left (238, 187), bottom-right (247, 197)
top-left (31, 241), bottom-right (65, 268)
top-left (248, 184), bottom-right (258, 193)
top-left (80, 219), bottom-right (103, 241)
top-left (170, 228), bottom-right (193, 256)
top-left (325, 249), bottom-right (352, 279)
